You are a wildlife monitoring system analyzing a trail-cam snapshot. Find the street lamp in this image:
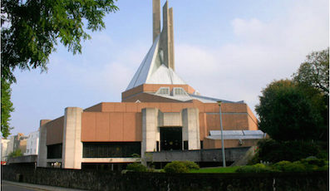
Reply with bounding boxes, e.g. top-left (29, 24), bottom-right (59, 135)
top-left (217, 101), bottom-right (226, 167)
